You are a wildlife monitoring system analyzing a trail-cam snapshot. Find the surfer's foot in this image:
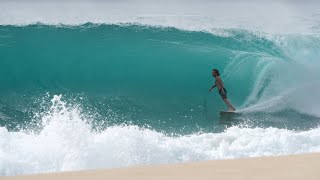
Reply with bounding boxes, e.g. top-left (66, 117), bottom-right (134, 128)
top-left (227, 107), bottom-right (236, 112)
